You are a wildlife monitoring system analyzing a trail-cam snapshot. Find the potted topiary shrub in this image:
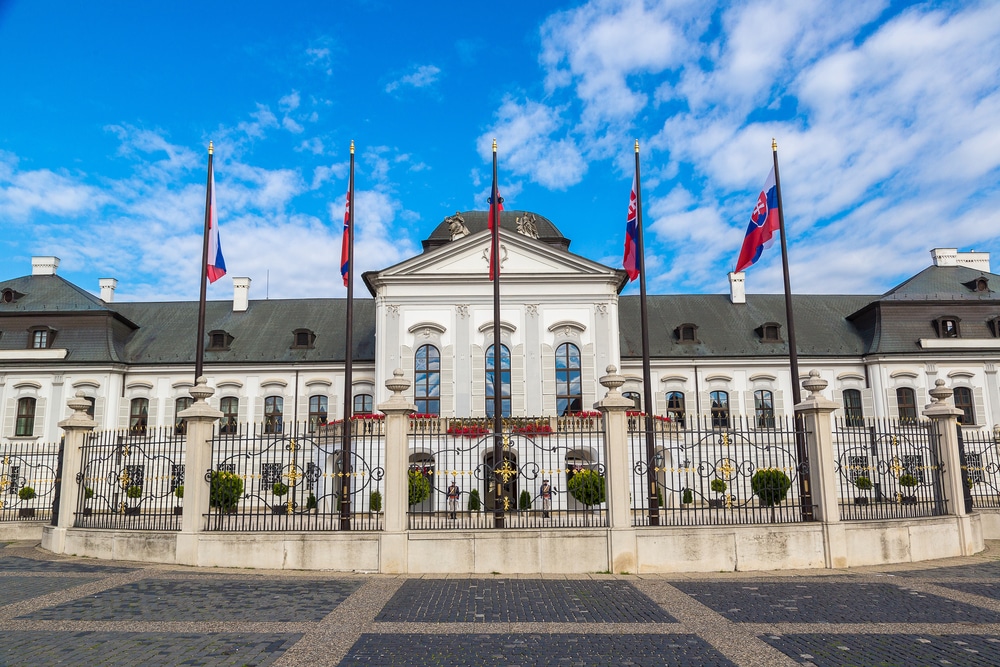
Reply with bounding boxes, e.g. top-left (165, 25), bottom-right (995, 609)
top-left (751, 468), bottom-right (792, 521)
top-left (210, 470), bottom-right (244, 513)
top-left (468, 488), bottom-right (482, 512)
top-left (271, 481), bottom-right (290, 514)
top-left (18, 486), bottom-right (36, 518)
top-left (568, 468), bottom-right (606, 506)
top-left (898, 473), bottom-right (919, 505)
top-left (518, 489), bottom-right (532, 513)
top-left (173, 485), bottom-right (184, 515)
top-left (853, 476), bottom-right (873, 505)
top-left (681, 487), bottom-right (694, 505)
top-left (124, 485), bottom-right (142, 515)
top-left (307, 492), bottom-right (318, 512)
top-left (369, 489), bottom-right (383, 514)
top-left (83, 486), bottom-right (95, 516)
top-left (709, 478), bottom-right (727, 509)
top-left (408, 469), bottom-right (430, 507)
